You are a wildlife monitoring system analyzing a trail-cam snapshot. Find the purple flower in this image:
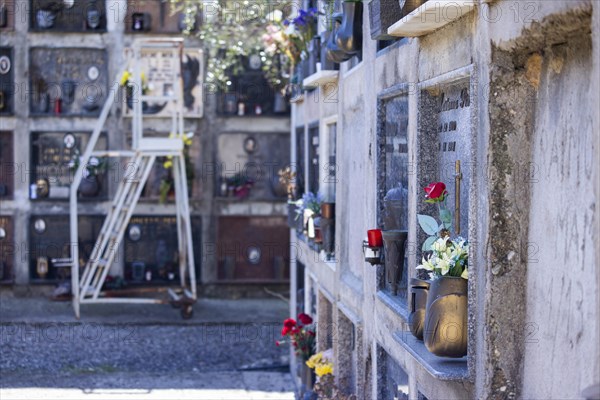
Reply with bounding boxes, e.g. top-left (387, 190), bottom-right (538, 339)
top-left (283, 19), bottom-right (290, 26)
top-left (294, 16), bottom-right (307, 26)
